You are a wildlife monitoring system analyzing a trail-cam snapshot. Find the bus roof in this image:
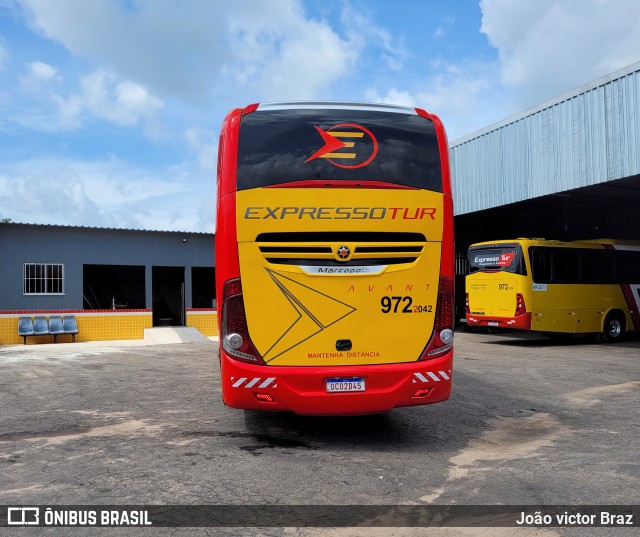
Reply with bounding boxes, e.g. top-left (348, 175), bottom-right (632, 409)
top-left (469, 238), bottom-right (640, 249)
top-left (254, 101), bottom-right (419, 115)
top-left (576, 238), bottom-right (640, 245)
